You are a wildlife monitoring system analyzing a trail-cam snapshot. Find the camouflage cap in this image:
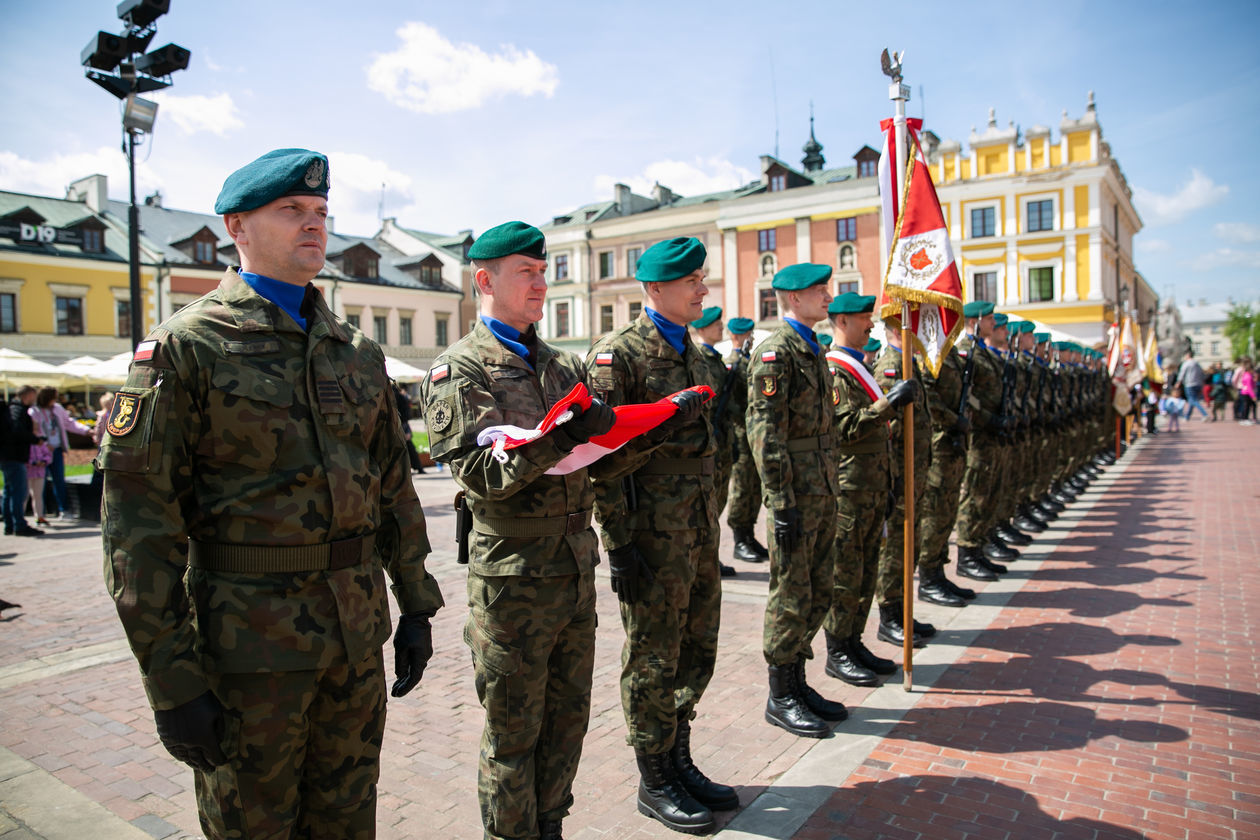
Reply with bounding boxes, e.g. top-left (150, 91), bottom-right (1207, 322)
top-left (214, 148), bottom-right (330, 214)
top-left (827, 292), bottom-right (876, 315)
top-left (691, 306), bottom-right (722, 329)
top-left (963, 300), bottom-right (994, 318)
top-left (772, 263), bottom-right (832, 291)
top-left (727, 316), bottom-right (755, 334)
top-left (468, 221), bottom-right (546, 261)
top-left (637, 237), bottom-right (706, 283)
